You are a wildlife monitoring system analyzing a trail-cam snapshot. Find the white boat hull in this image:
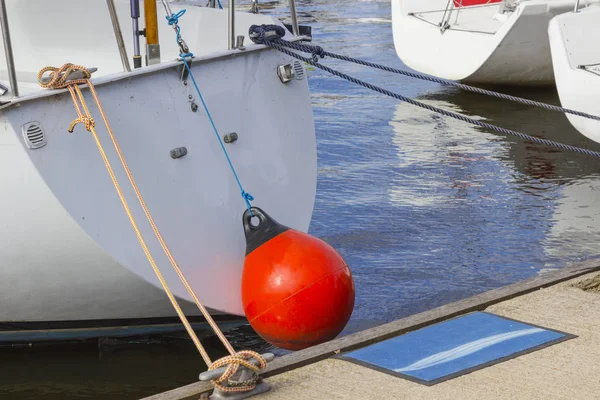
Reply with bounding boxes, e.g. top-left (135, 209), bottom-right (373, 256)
top-left (392, 0), bottom-right (592, 86)
top-left (549, 5), bottom-right (600, 142)
top-left (0, 2), bottom-right (317, 340)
